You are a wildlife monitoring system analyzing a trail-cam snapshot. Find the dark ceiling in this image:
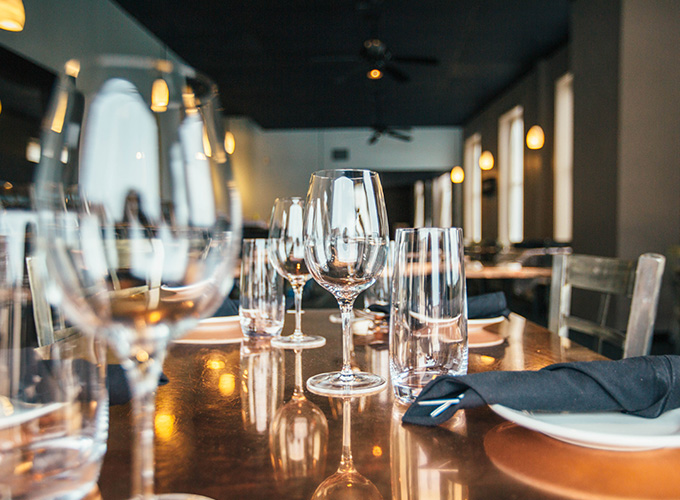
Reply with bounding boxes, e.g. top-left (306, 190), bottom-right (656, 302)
top-left (113, 0), bottom-right (570, 130)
